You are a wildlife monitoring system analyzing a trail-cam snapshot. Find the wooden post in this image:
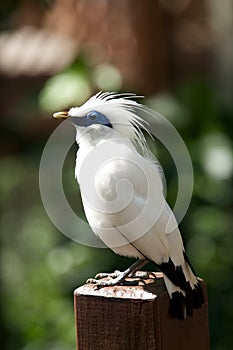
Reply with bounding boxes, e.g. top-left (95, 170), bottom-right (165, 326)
top-left (74, 272), bottom-right (209, 350)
